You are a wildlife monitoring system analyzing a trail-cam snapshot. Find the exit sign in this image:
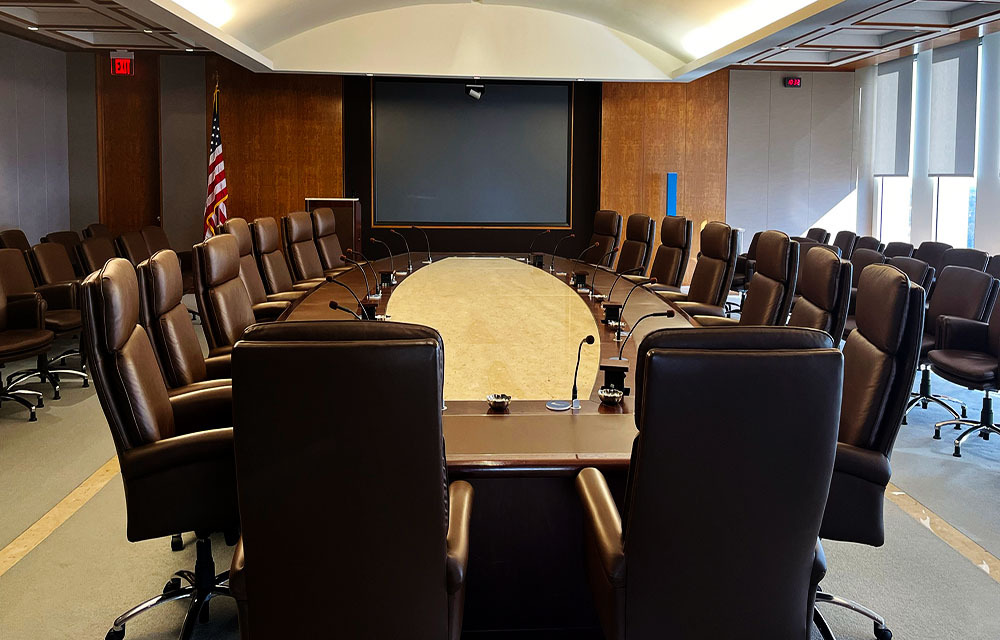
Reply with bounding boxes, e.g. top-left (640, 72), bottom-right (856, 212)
top-left (110, 50), bottom-right (134, 76)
